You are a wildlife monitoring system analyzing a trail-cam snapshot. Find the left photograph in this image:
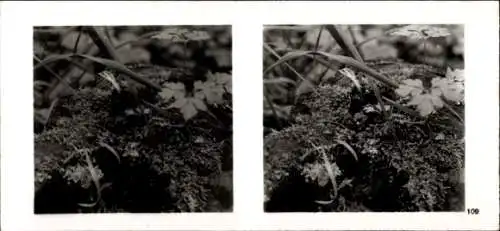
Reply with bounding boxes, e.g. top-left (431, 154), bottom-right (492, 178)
top-left (33, 26), bottom-right (233, 213)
